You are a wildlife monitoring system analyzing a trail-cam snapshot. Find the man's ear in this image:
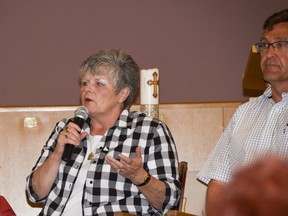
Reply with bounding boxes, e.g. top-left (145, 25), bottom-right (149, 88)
top-left (119, 87), bottom-right (130, 103)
